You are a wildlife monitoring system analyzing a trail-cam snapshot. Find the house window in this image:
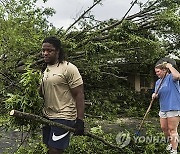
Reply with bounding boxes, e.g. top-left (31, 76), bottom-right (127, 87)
top-left (140, 75), bottom-right (152, 91)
